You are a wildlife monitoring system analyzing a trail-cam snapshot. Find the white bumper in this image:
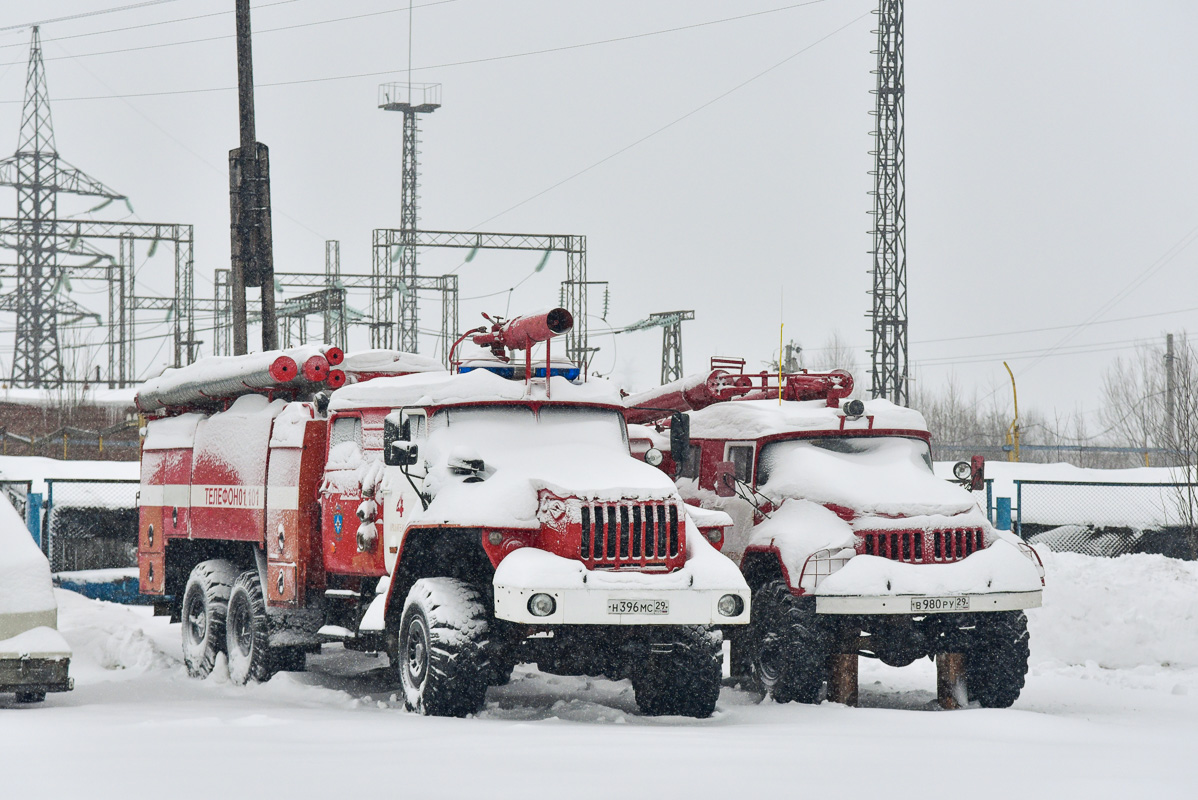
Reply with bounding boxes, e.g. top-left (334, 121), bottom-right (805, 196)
top-left (816, 589), bottom-right (1042, 615)
top-left (492, 543), bottom-right (750, 626)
